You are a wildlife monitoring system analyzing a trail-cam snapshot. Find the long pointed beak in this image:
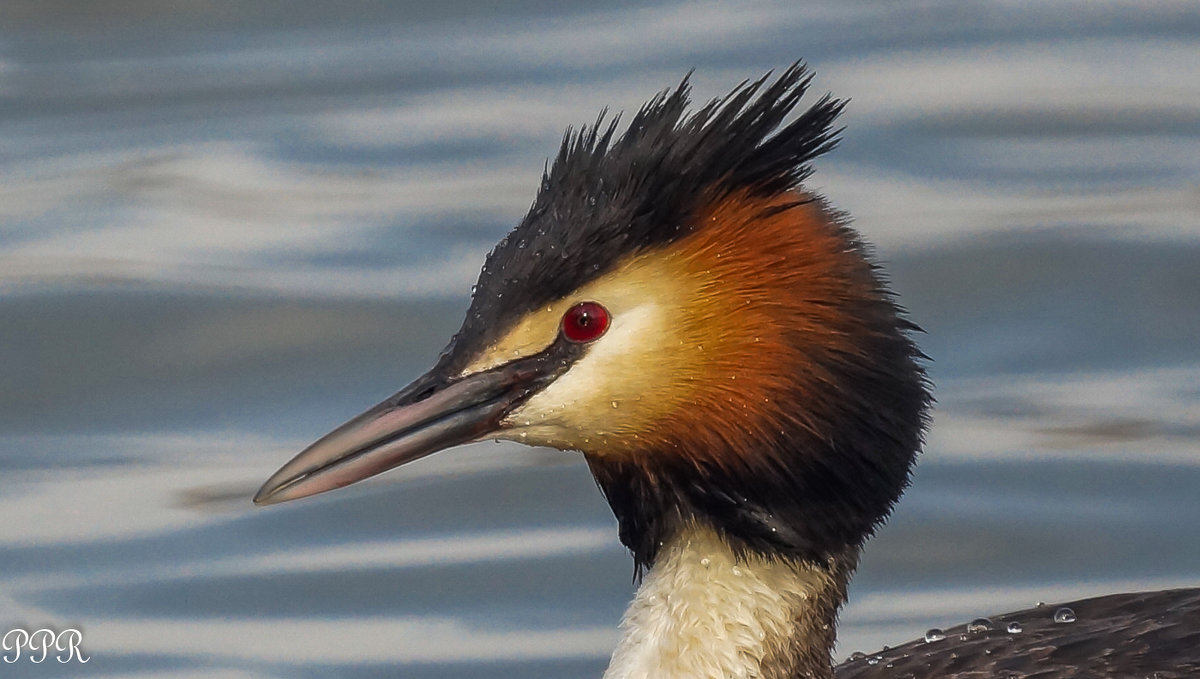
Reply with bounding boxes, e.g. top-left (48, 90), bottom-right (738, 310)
top-left (254, 354), bottom-right (559, 506)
